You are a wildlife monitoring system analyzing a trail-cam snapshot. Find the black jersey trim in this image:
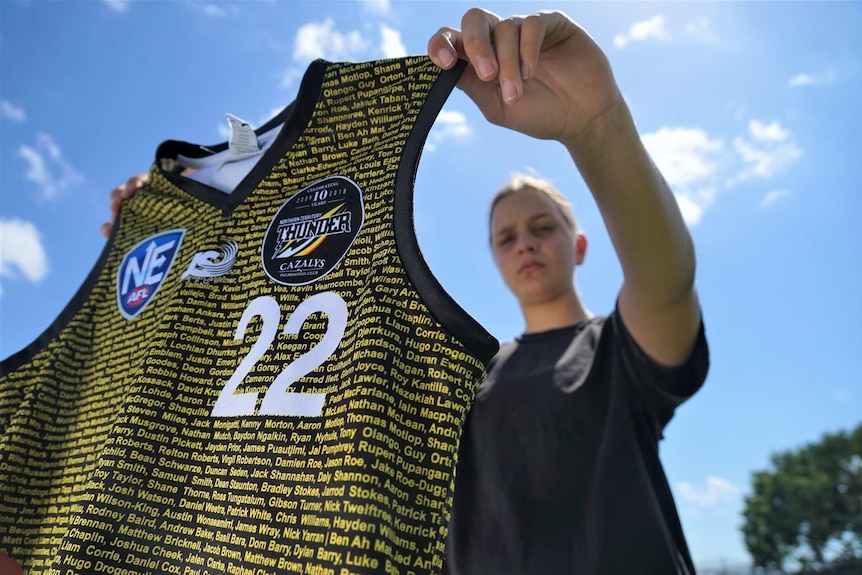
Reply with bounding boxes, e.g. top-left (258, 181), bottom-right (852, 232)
top-left (394, 59), bottom-right (499, 366)
top-left (154, 60), bottom-right (328, 215)
top-left (0, 218), bottom-right (121, 373)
